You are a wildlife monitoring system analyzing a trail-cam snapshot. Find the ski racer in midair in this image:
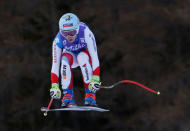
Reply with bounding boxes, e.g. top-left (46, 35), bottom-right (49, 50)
top-left (50, 13), bottom-right (101, 107)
